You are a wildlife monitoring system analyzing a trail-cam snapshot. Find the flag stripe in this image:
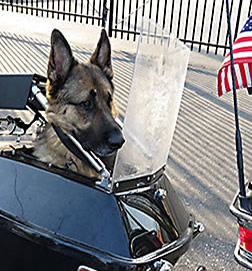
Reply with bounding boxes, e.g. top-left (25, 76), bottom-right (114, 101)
top-left (223, 53), bottom-right (252, 66)
top-left (239, 63), bottom-right (247, 87)
top-left (224, 67), bottom-right (229, 94)
top-left (235, 64), bottom-right (243, 89)
top-left (227, 65), bottom-right (233, 92)
top-left (237, 31), bottom-right (252, 39)
top-left (218, 68), bottom-right (224, 96)
top-left (226, 46), bottom-right (252, 58)
top-left (233, 41), bottom-right (252, 50)
top-left (244, 63), bottom-right (252, 87)
top-left (234, 36), bottom-right (252, 44)
top-left (248, 63), bottom-right (252, 86)
top-left (234, 66), bottom-right (239, 90)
